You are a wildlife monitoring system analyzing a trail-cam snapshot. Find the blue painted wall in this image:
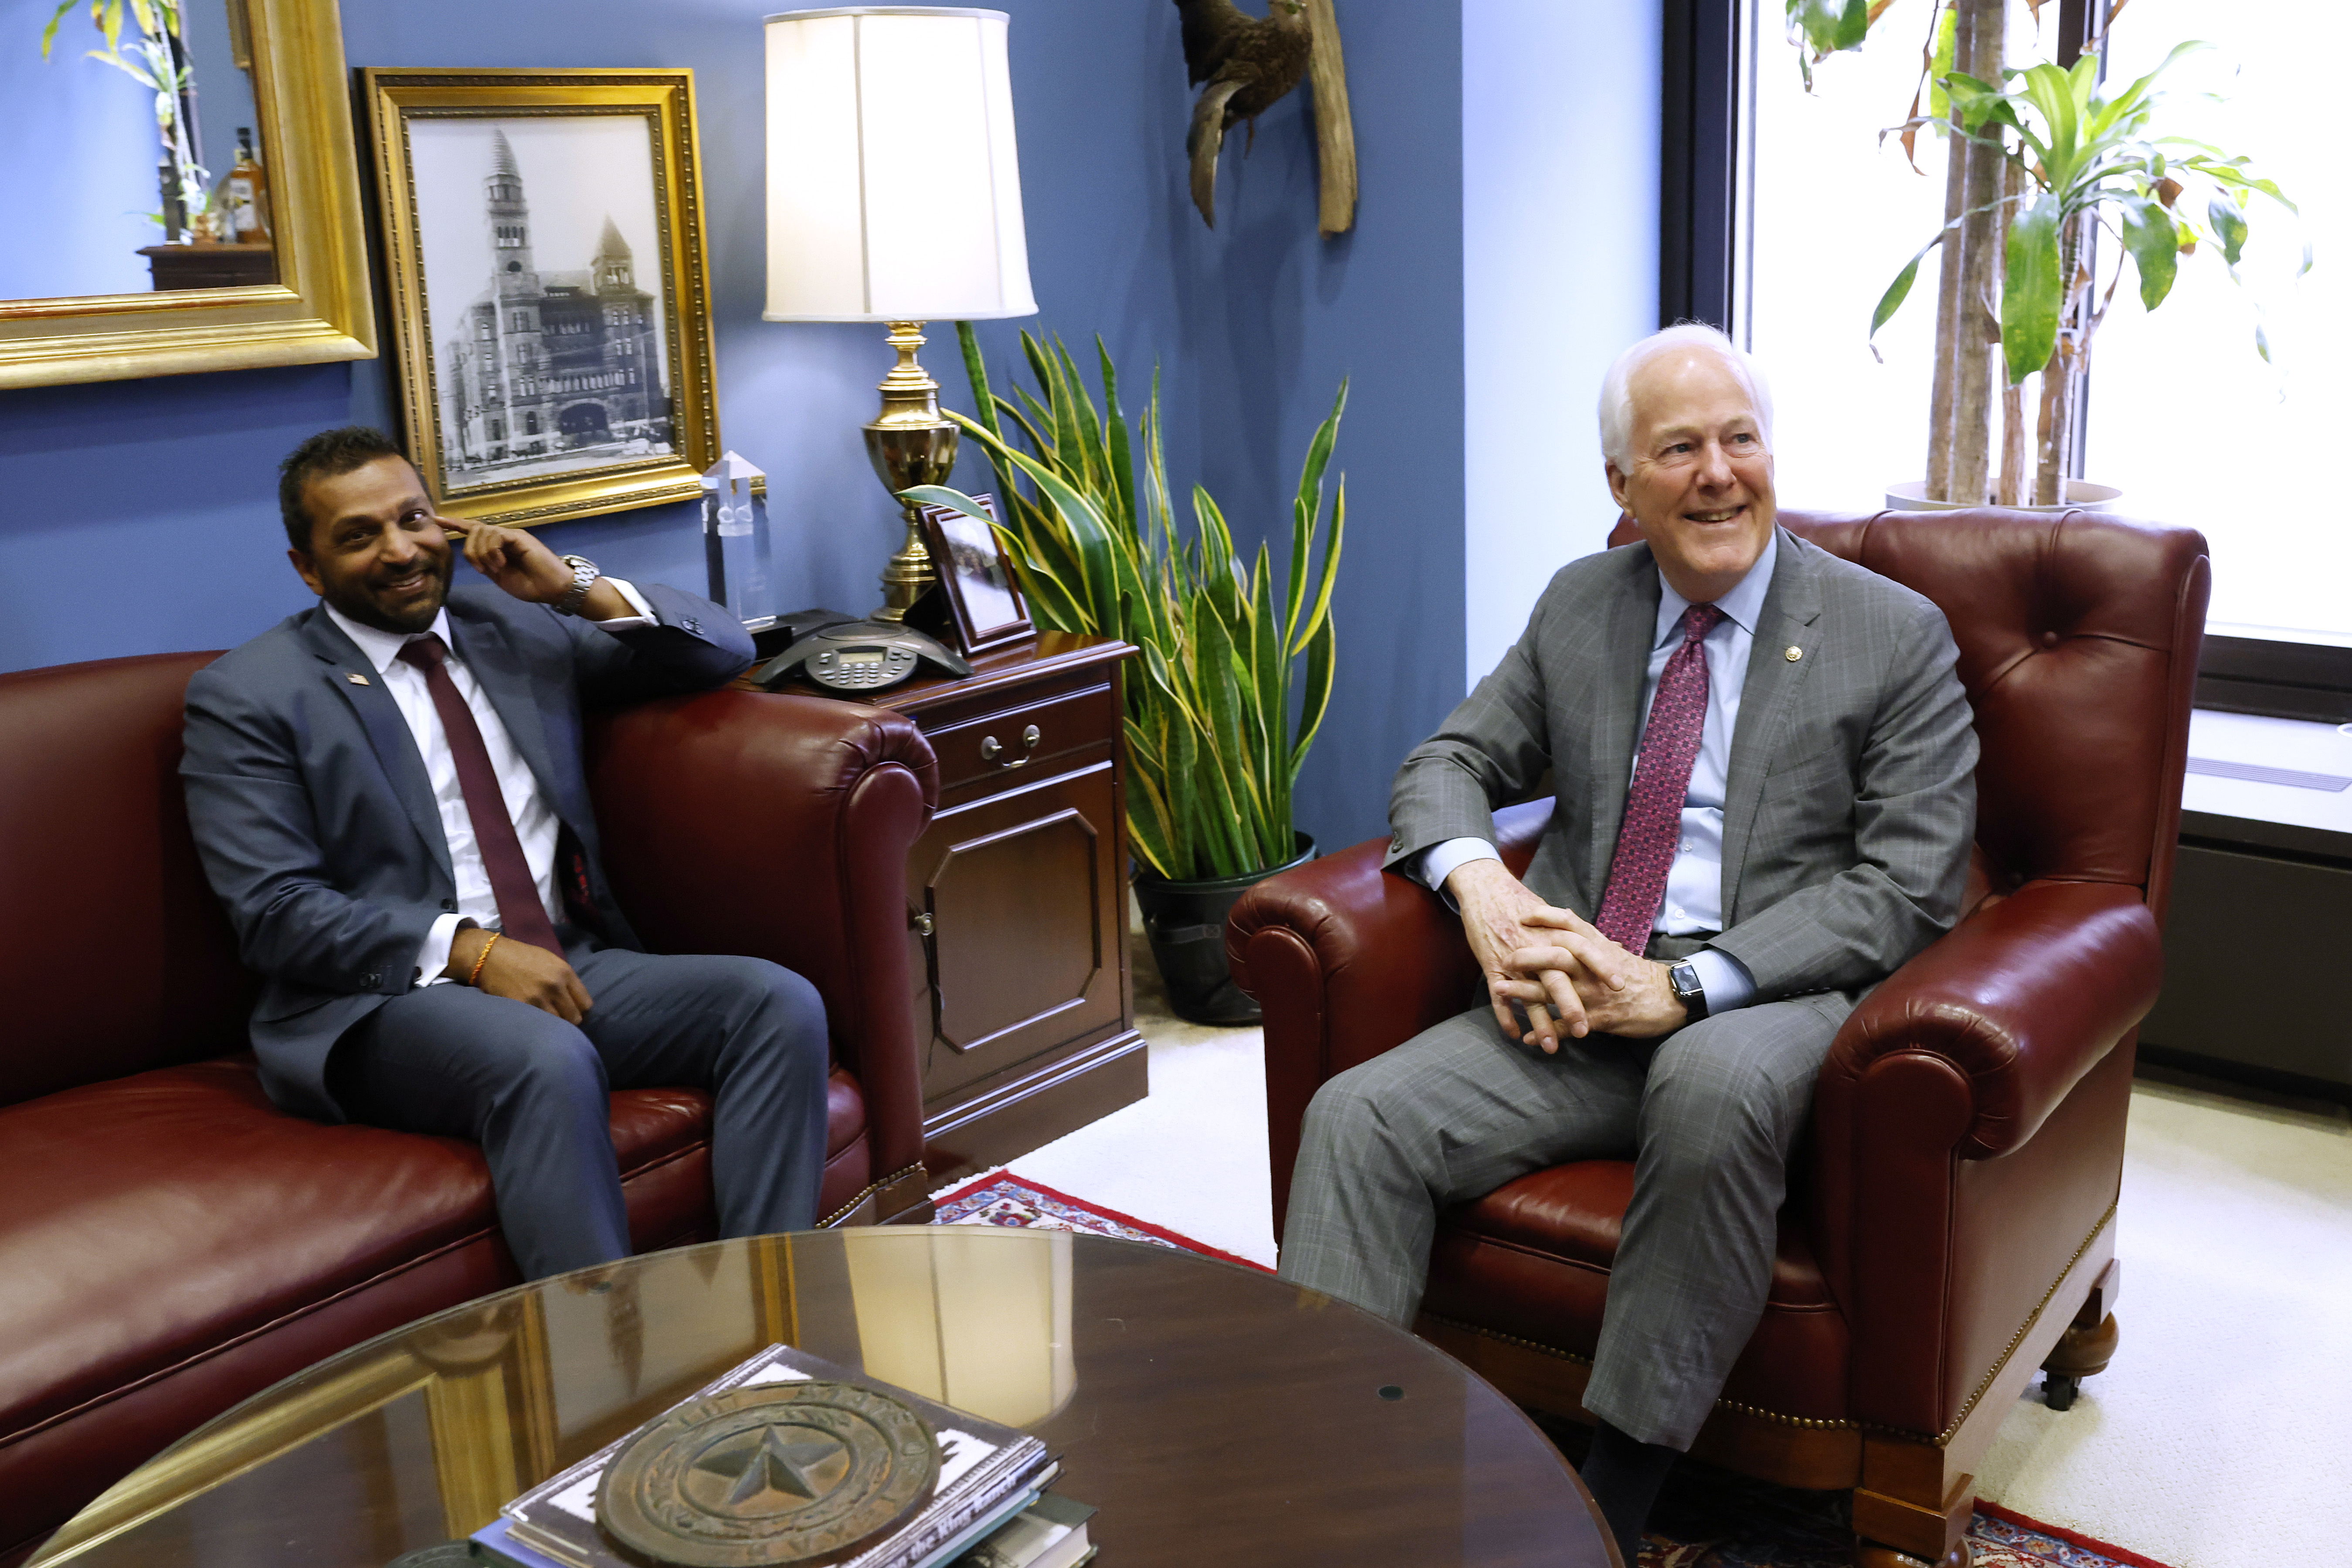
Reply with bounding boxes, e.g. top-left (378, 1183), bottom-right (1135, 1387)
top-left (0, 0), bottom-right (1464, 852)
top-left (2, 0), bottom-right (161, 299)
